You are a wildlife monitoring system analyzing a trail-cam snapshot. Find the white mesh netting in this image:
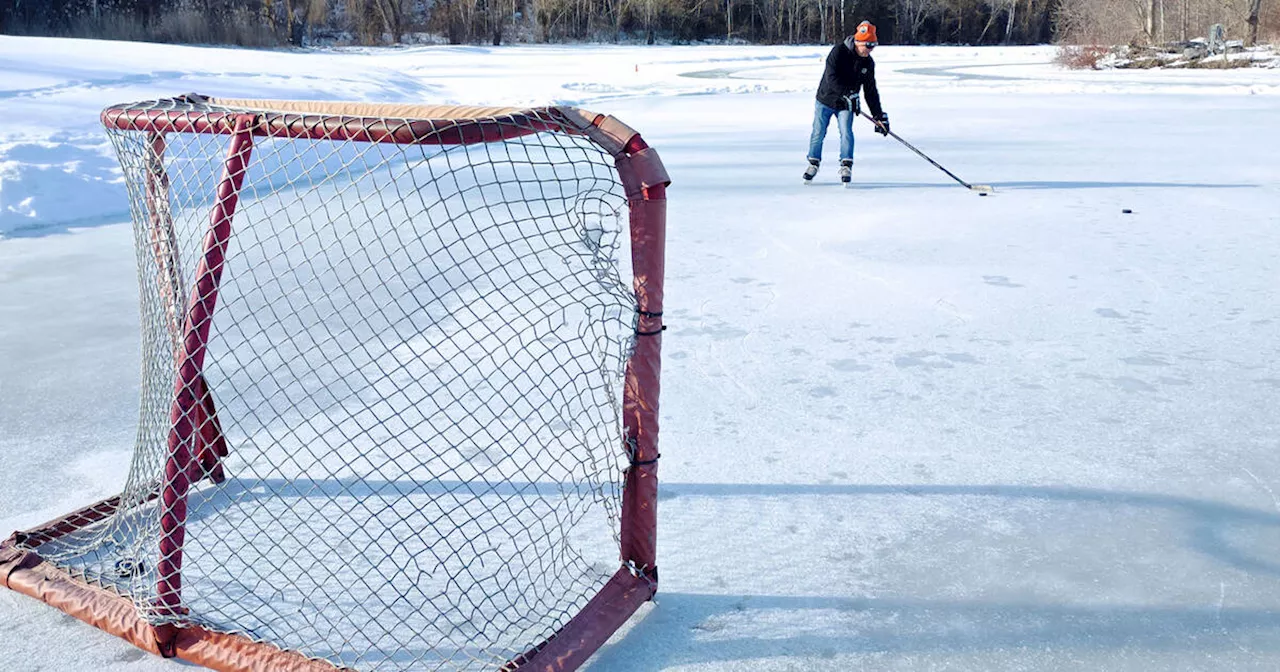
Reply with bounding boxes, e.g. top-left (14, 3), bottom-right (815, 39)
top-left (24, 99), bottom-right (638, 671)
